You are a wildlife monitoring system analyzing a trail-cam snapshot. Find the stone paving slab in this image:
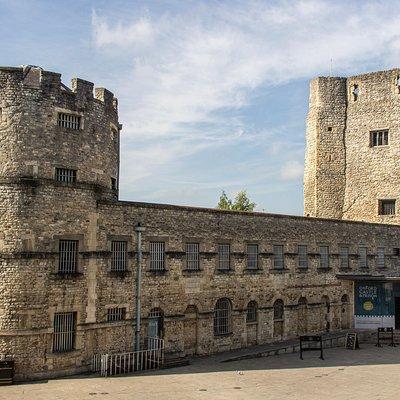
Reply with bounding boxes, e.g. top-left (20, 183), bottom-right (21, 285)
top-left (1, 344), bottom-right (400, 400)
